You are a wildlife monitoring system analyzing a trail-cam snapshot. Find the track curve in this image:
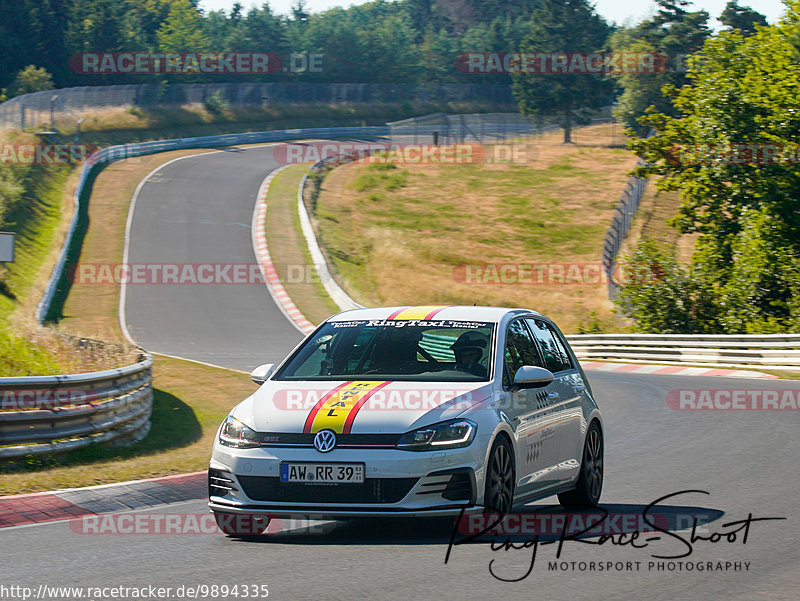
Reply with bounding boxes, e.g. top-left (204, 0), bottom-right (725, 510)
top-left (122, 145), bottom-right (303, 371)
